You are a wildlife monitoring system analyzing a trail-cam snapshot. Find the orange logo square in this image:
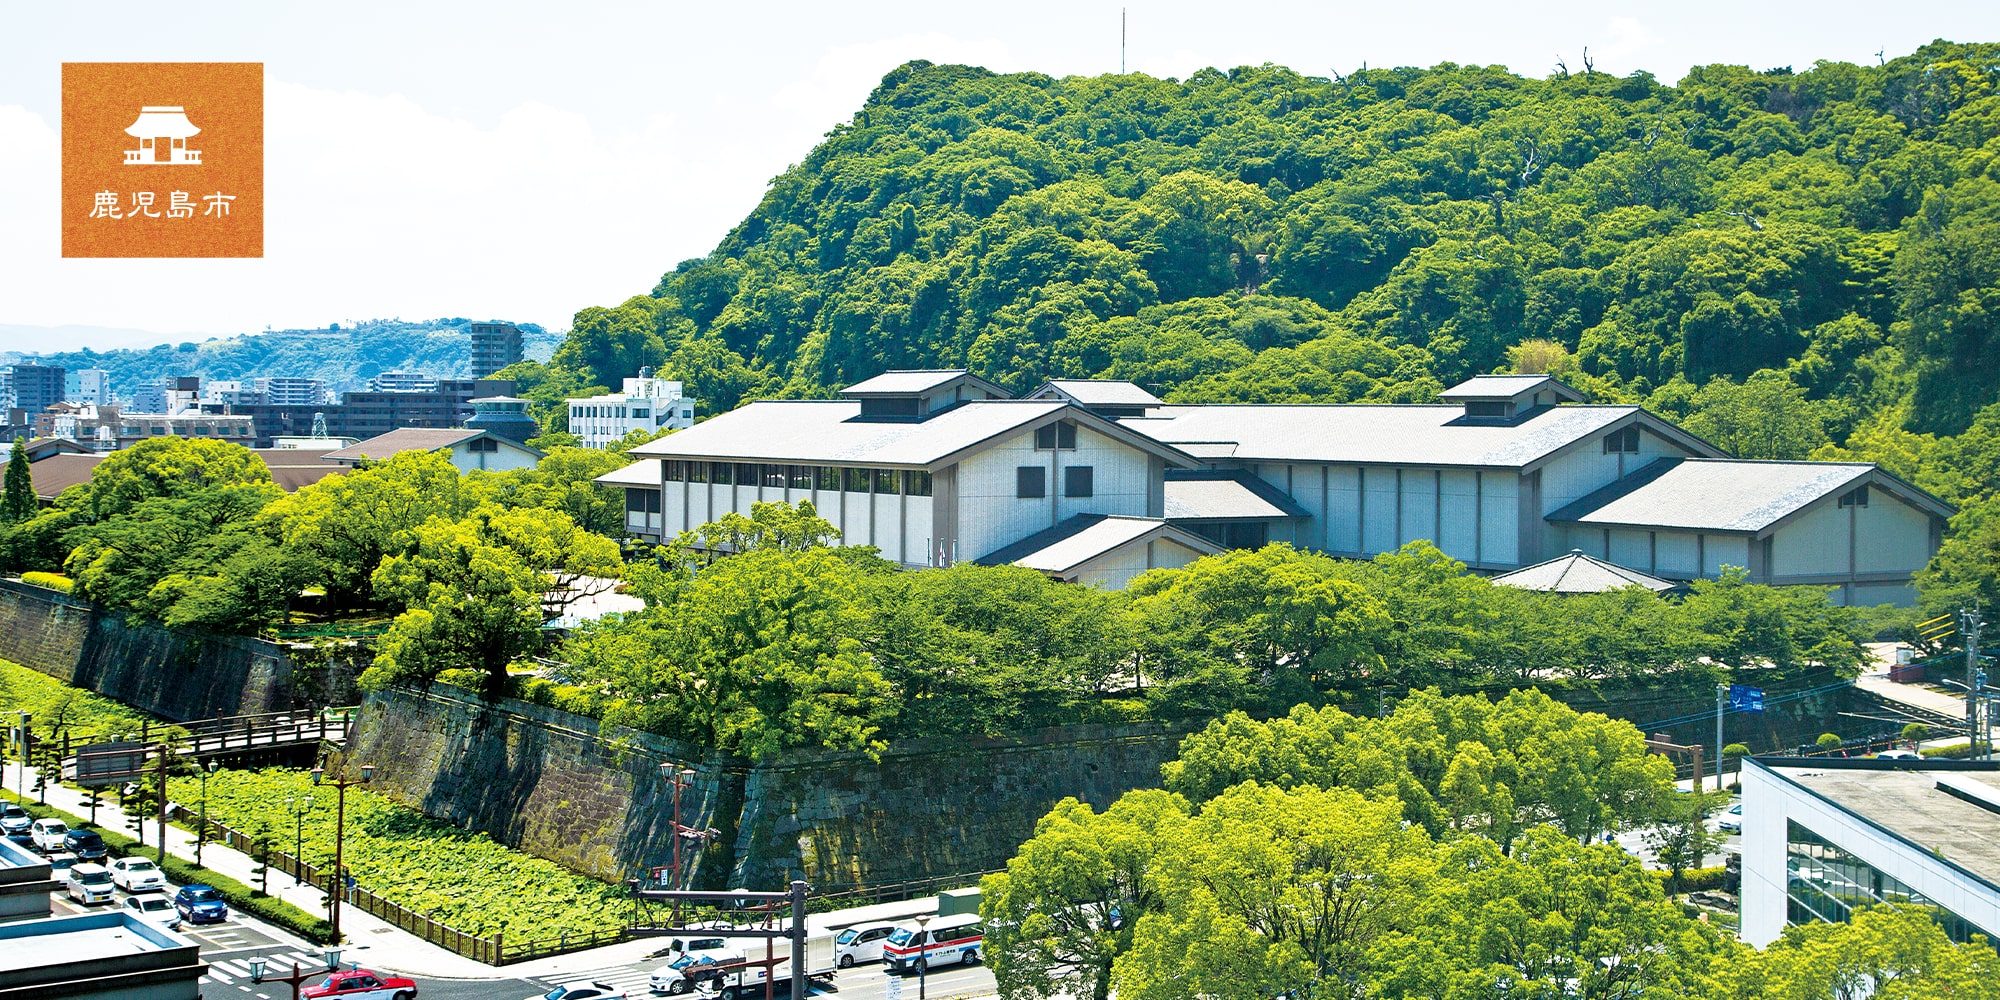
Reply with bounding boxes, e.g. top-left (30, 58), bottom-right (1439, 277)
top-left (62, 62), bottom-right (263, 258)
